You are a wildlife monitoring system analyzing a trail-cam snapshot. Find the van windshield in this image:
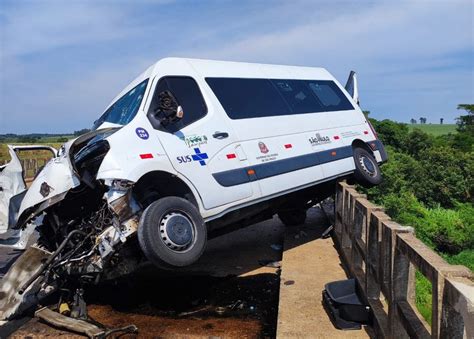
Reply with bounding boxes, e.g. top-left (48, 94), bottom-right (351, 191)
top-left (93, 79), bottom-right (148, 130)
